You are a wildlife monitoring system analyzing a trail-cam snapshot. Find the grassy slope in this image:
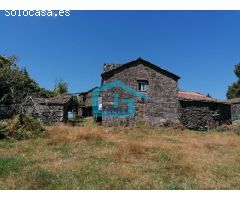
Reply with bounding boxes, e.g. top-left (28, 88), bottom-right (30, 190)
top-left (0, 120), bottom-right (240, 189)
